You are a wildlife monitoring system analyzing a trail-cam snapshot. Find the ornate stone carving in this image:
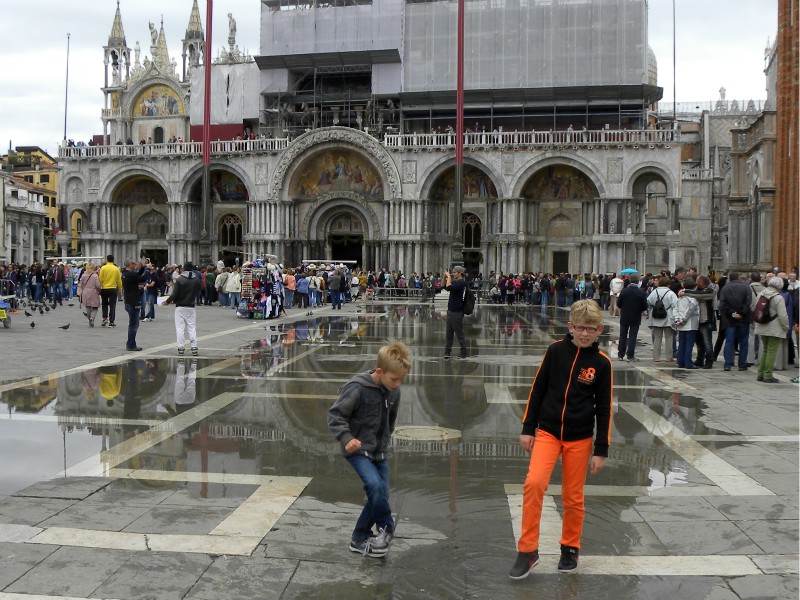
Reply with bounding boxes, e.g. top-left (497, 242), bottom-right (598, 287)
top-left (502, 152), bottom-right (515, 176)
top-left (169, 160), bottom-right (179, 183)
top-left (89, 169), bottom-right (100, 189)
top-left (401, 160), bottom-right (416, 184)
top-left (269, 127), bottom-right (401, 201)
top-left (300, 191), bottom-right (382, 241)
top-left (256, 163), bottom-right (269, 185)
top-left (607, 157), bottom-right (623, 183)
